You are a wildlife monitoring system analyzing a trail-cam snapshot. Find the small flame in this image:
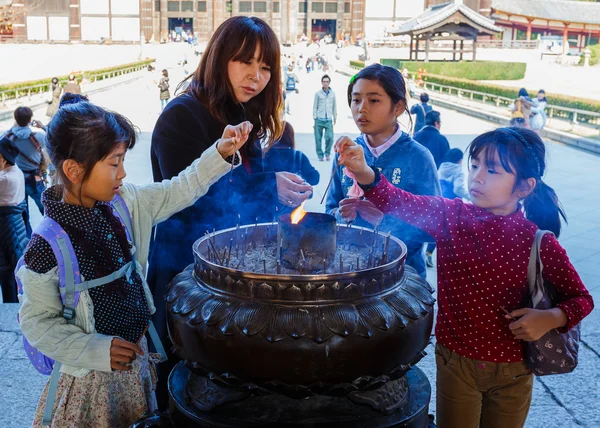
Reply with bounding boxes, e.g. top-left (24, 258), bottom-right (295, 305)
top-left (290, 202), bottom-right (307, 224)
